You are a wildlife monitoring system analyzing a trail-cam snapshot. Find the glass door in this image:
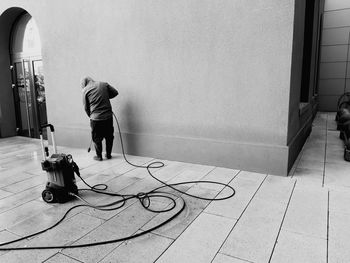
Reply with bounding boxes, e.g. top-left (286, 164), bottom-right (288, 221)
top-left (12, 59), bottom-right (47, 138)
top-left (13, 60), bottom-right (34, 137)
